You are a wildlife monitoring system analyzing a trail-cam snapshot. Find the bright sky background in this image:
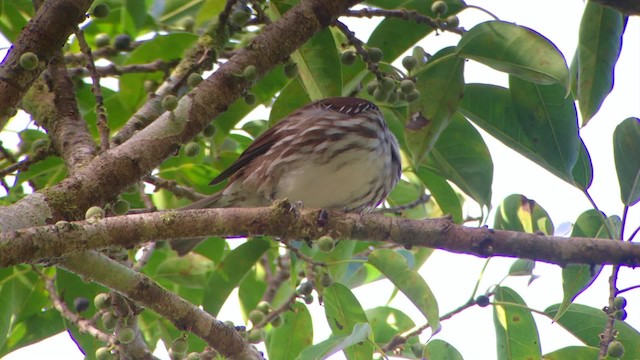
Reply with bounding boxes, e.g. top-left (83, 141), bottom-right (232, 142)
top-left (3, 0), bottom-right (640, 359)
